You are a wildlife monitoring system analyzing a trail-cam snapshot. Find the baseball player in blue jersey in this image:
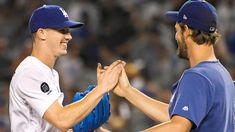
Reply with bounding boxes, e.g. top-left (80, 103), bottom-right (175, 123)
top-left (9, 5), bottom-right (123, 132)
top-left (112, 0), bottom-right (235, 131)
